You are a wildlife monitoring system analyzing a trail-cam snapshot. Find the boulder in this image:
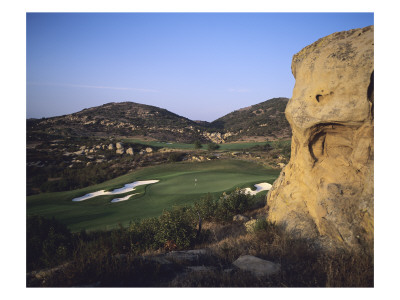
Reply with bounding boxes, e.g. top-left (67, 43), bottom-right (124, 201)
top-left (165, 249), bottom-right (209, 265)
top-left (126, 147), bottom-right (134, 155)
top-left (186, 266), bottom-right (216, 273)
top-left (266, 26), bottom-right (374, 250)
top-left (233, 214), bottom-right (250, 222)
top-left (232, 255), bottom-right (280, 277)
top-left (73, 150), bottom-right (84, 155)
